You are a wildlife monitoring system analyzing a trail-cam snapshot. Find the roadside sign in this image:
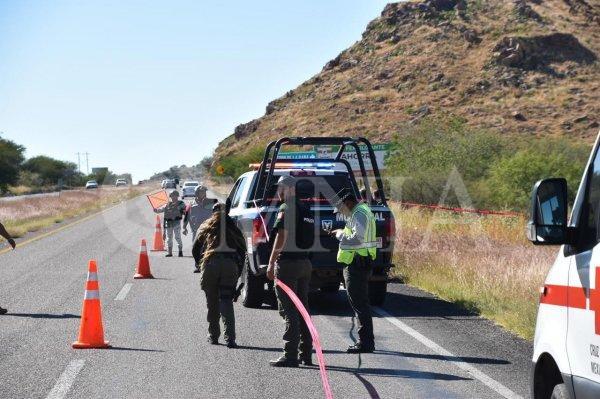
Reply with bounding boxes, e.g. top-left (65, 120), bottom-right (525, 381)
top-left (147, 190), bottom-right (169, 210)
top-left (278, 151), bottom-right (317, 160)
top-left (314, 143), bottom-right (389, 171)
